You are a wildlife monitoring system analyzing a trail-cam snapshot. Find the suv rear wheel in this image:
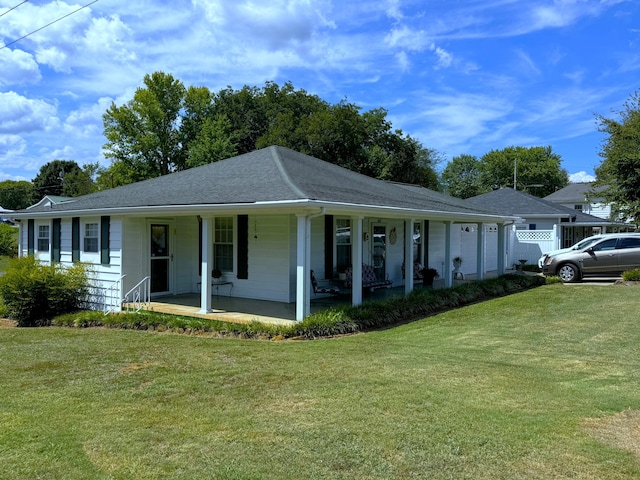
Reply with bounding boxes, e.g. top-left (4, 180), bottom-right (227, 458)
top-left (558, 263), bottom-right (581, 283)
